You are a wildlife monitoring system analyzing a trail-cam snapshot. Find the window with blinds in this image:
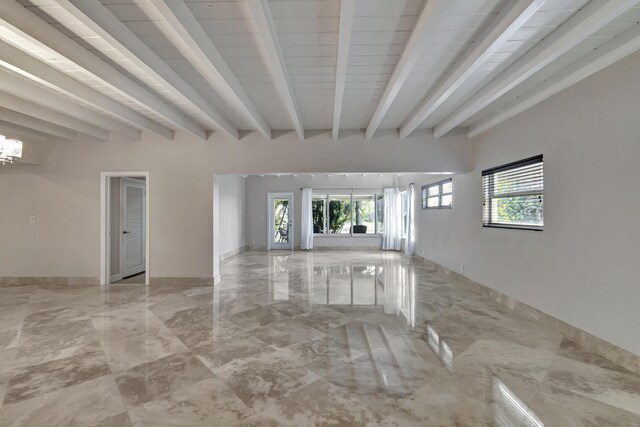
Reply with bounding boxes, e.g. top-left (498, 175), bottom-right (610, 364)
top-left (482, 155), bottom-right (543, 230)
top-left (421, 178), bottom-right (453, 209)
